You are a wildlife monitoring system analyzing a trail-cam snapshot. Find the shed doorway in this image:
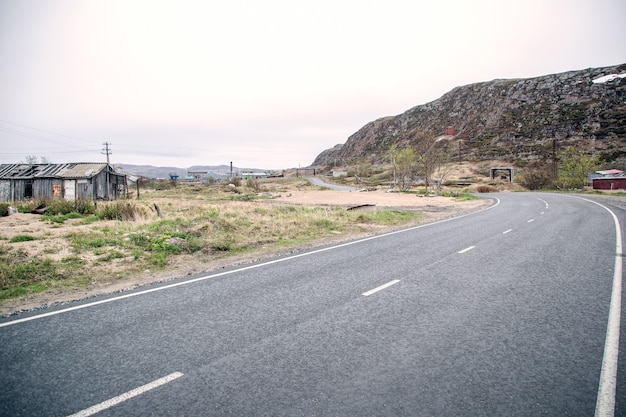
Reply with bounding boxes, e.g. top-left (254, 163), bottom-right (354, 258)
top-left (64, 180), bottom-right (76, 201)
